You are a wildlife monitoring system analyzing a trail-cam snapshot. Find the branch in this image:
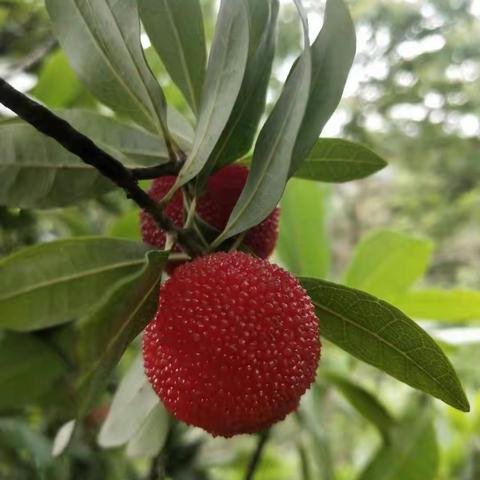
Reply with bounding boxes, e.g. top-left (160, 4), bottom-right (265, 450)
top-left (0, 77), bottom-right (202, 257)
top-left (131, 162), bottom-right (184, 180)
top-left (244, 430), bottom-right (270, 480)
